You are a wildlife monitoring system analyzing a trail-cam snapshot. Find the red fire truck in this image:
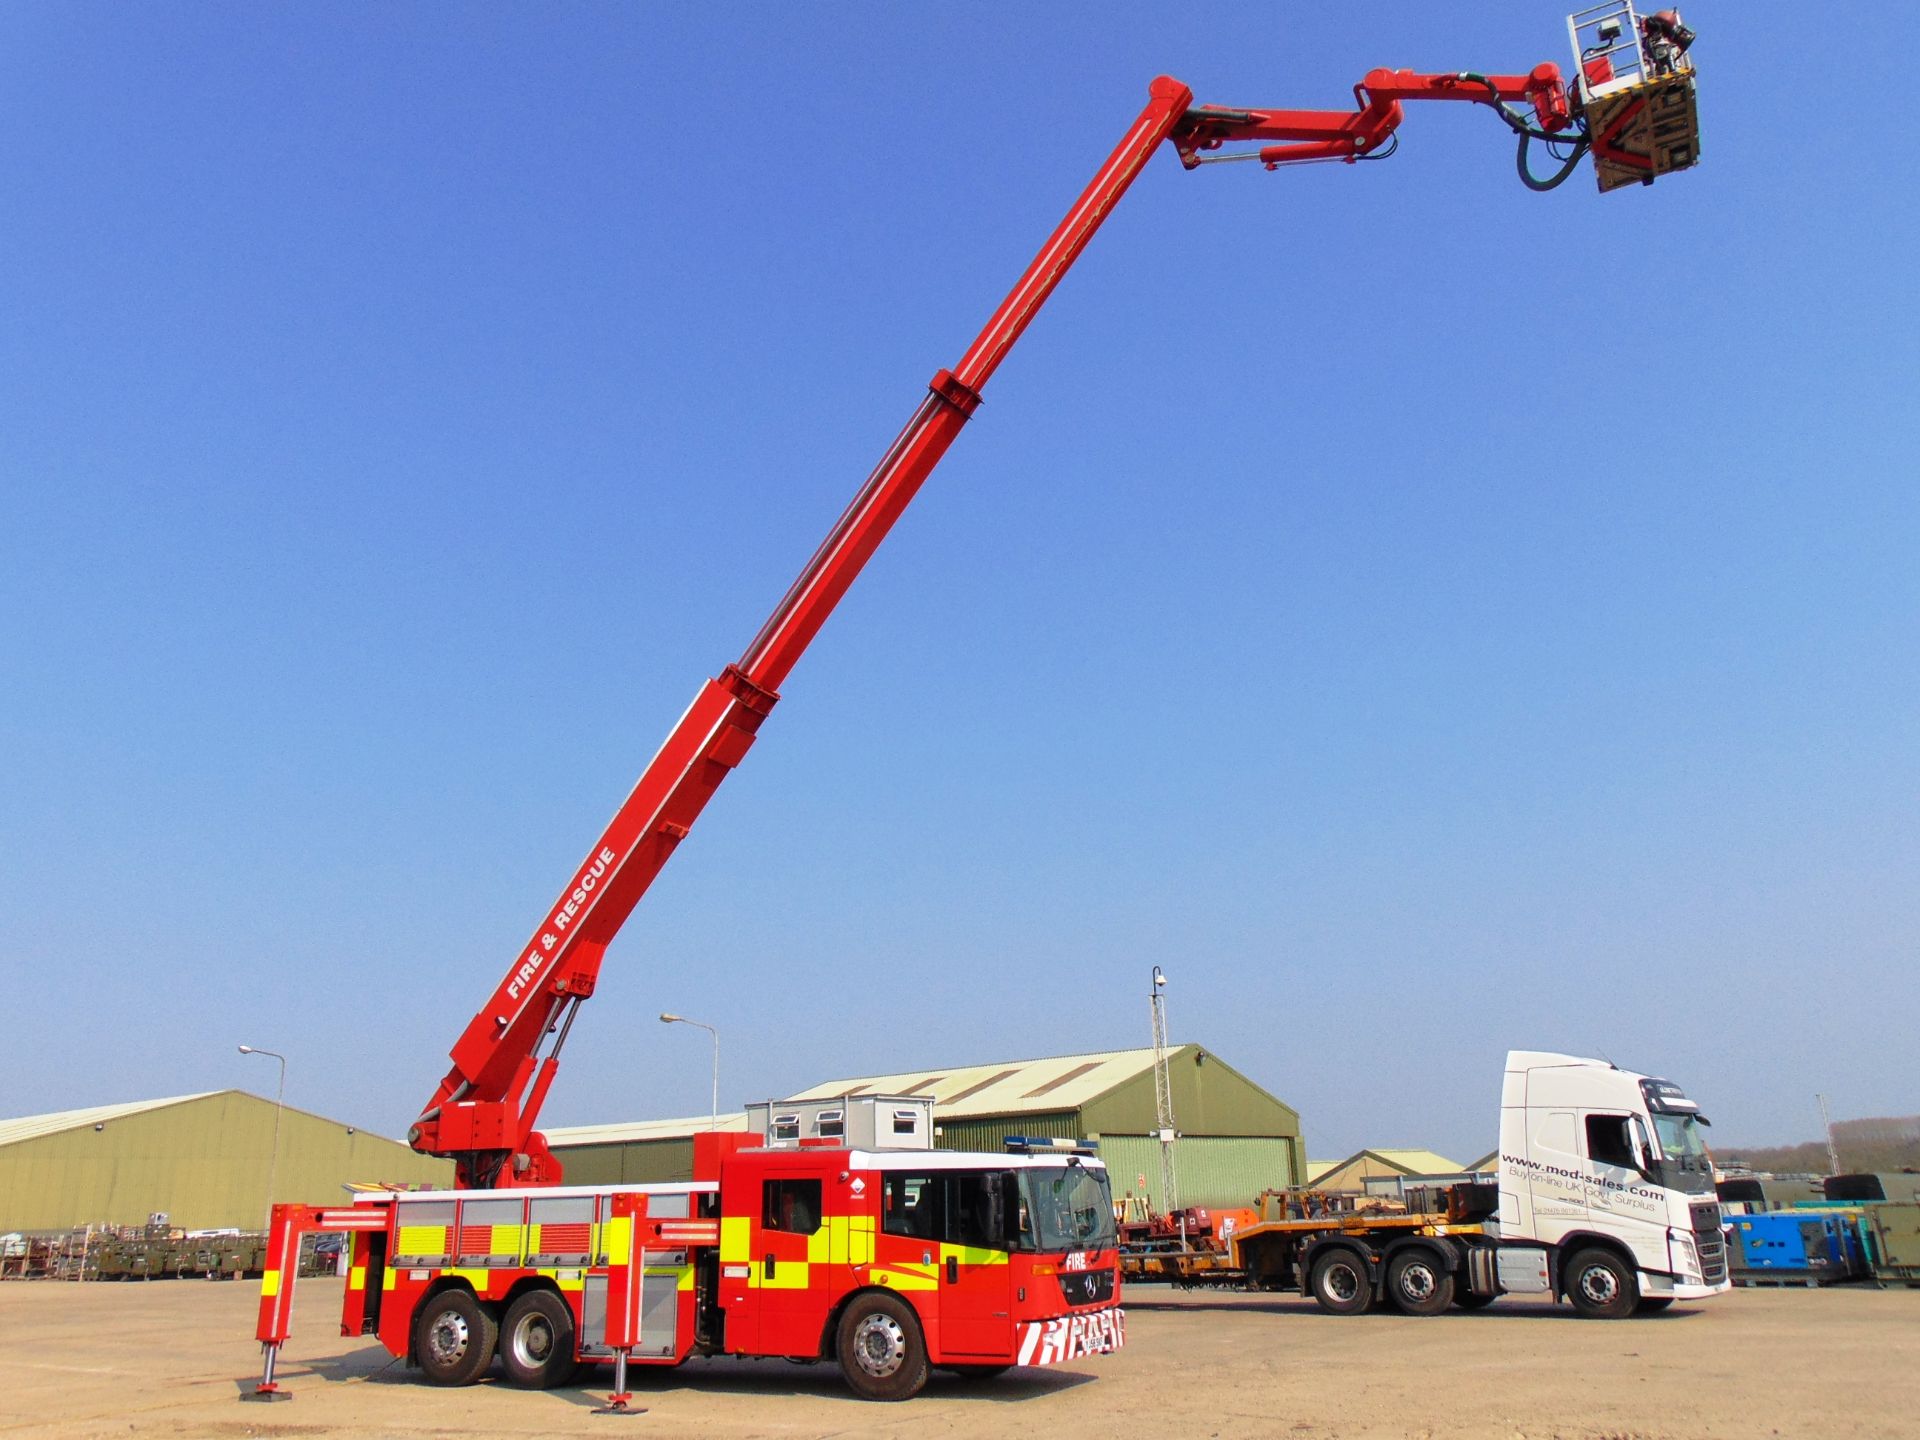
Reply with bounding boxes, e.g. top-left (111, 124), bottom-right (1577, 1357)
top-left (247, 9), bottom-right (1697, 1408)
top-left (258, 1110), bottom-right (1120, 1403)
